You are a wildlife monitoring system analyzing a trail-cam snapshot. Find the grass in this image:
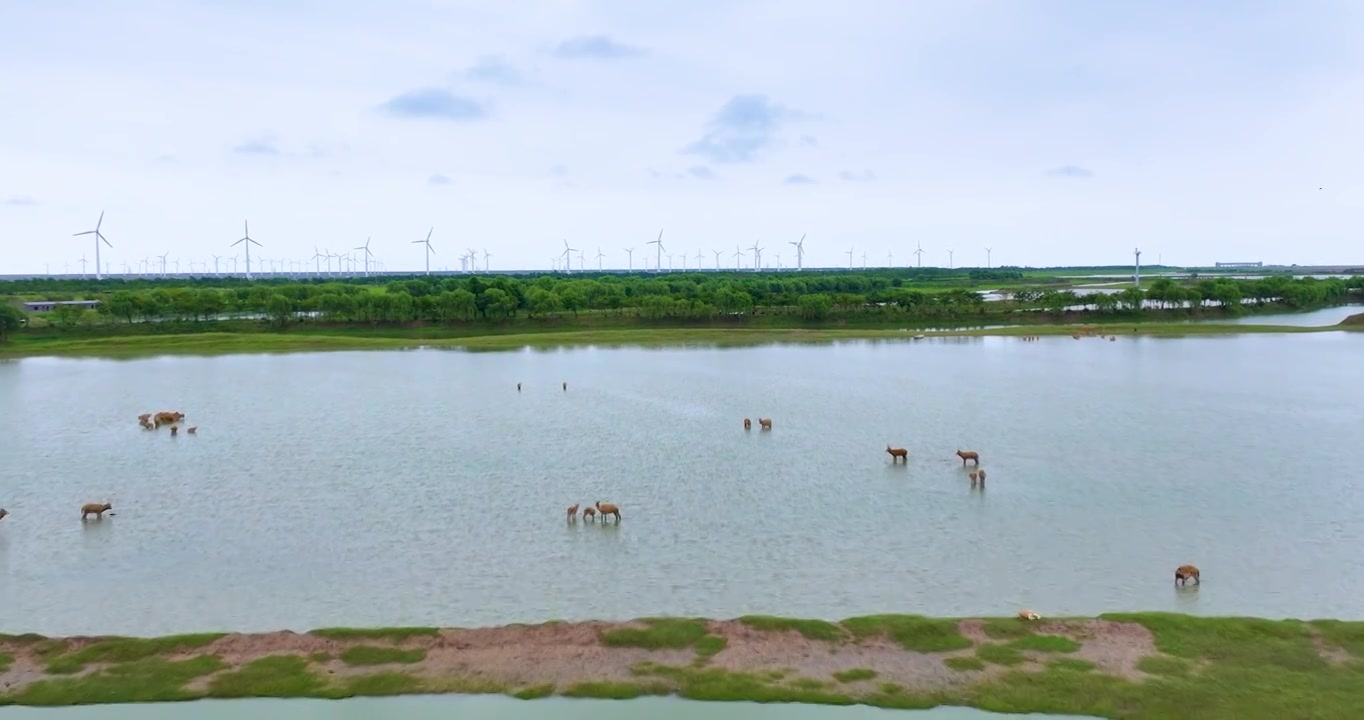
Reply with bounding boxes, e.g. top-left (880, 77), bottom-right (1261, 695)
top-left (207, 655), bottom-right (332, 699)
top-left (980, 618), bottom-right (1034, 640)
top-left (0, 652), bottom-right (13, 673)
top-left (738, 615), bottom-right (846, 641)
top-left (561, 681), bottom-right (671, 699)
top-left (832, 668), bottom-right (877, 683)
top-left (0, 318), bottom-right (1342, 359)
top-left (840, 614), bottom-right (972, 652)
top-left (599, 618), bottom-right (710, 651)
top-left (694, 635), bottom-right (728, 659)
top-left (1311, 619), bottom-right (1364, 658)
top-left (42, 634), bottom-right (226, 674)
top-left (976, 643), bottom-right (1026, 666)
top-left (344, 672), bottom-right (426, 696)
top-left (338, 646), bottom-right (427, 666)
top-left (1047, 657), bottom-right (1095, 672)
top-left (1136, 655), bottom-right (1194, 676)
top-left (308, 627), bottom-right (440, 642)
top-left (10, 656), bottom-right (224, 706)
top-left (512, 683), bottom-right (556, 700)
